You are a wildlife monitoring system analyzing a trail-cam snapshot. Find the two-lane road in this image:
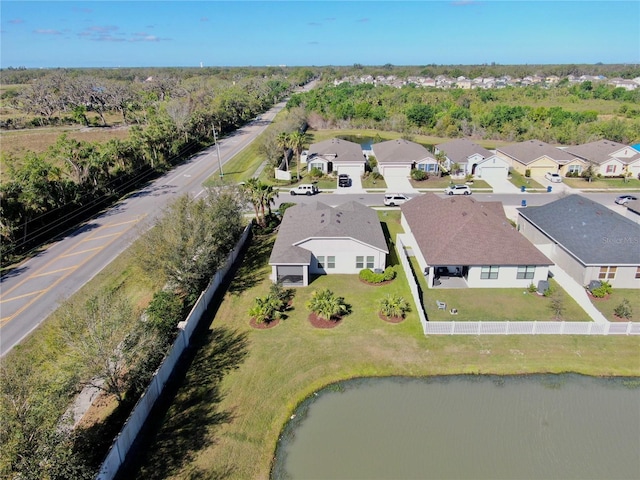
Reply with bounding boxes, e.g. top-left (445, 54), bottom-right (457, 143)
top-left (0, 100), bottom-right (288, 356)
